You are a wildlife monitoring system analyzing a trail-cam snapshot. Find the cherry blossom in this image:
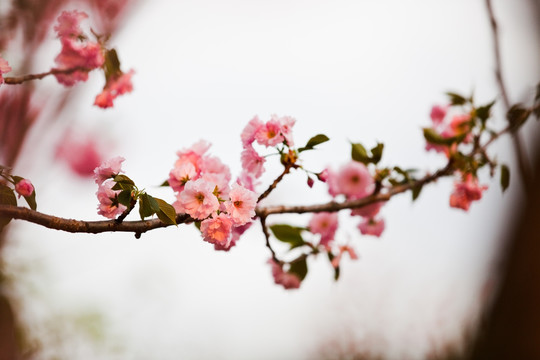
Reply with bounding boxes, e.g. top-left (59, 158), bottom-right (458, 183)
top-left (255, 118), bottom-right (285, 147)
top-left (241, 146), bottom-right (265, 178)
top-left (308, 212), bottom-right (338, 248)
top-left (94, 156), bottom-right (125, 184)
top-left (224, 183), bottom-right (257, 226)
top-left (200, 213), bottom-right (233, 247)
top-left (168, 163), bottom-right (197, 193)
top-left (331, 245), bottom-right (359, 268)
top-left (241, 116), bottom-right (263, 147)
top-left (15, 179), bottom-right (34, 198)
top-left (94, 69), bottom-right (135, 108)
top-left (335, 161), bottom-right (374, 198)
top-left (0, 55), bottom-right (12, 85)
top-left (55, 135), bottom-right (104, 177)
top-left (54, 10), bottom-right (88, 38)
top-left (177, 178), bottom-right (219, 219)
top-left (96, 180), bottom-right (126, 219)
top-left (268, 259), bottom-right (301, 290)
top-left (358, 217), bottom-right (385, 237)
top-left (449, 174), bottom-right (488, 211)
